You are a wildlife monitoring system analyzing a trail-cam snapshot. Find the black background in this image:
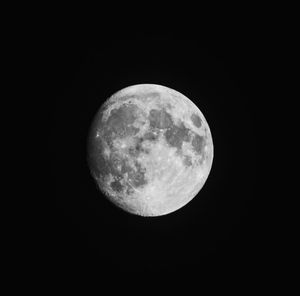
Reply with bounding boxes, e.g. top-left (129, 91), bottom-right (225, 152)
top-left (46, 26), bottom-right (259, 281)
